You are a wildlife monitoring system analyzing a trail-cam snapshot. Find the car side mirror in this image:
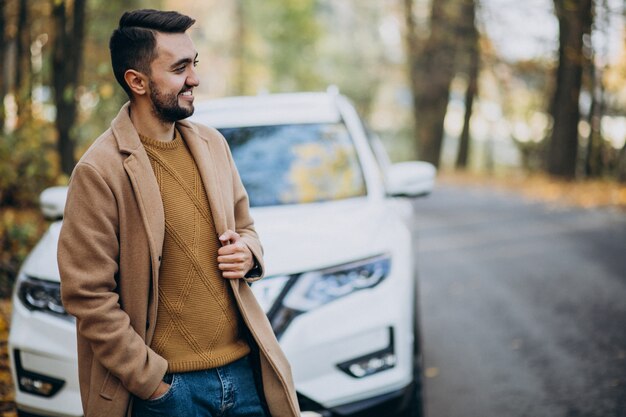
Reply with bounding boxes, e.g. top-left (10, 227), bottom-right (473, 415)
top-left (40, 186), bottom-right (68, 220)
top-left (385, 161), bottom-right (436, 198)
